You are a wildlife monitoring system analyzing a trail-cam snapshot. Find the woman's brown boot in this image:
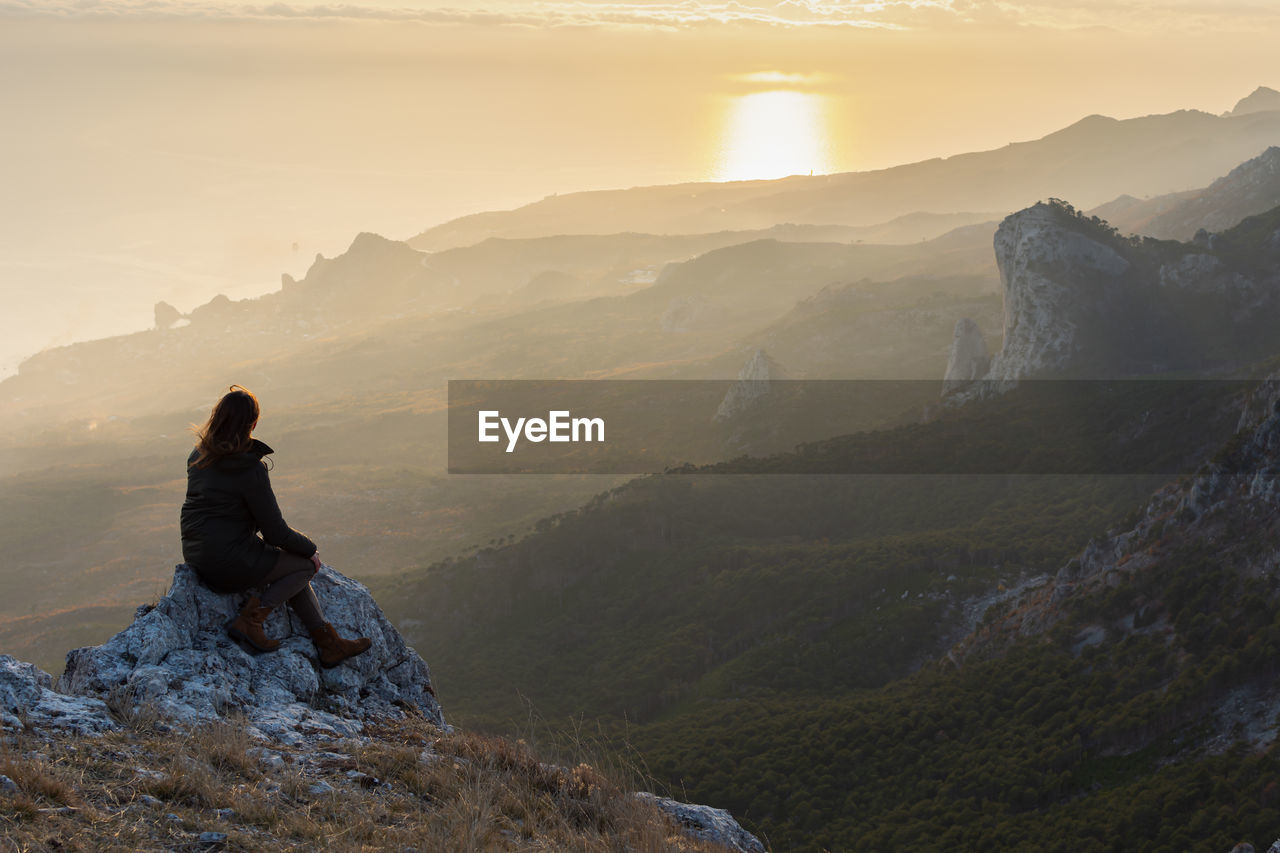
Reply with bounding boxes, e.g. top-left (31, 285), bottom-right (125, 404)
top-left (309, 622), bottom-right (372, 668)
top-left (226, 596), bottom-right (280, 653)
